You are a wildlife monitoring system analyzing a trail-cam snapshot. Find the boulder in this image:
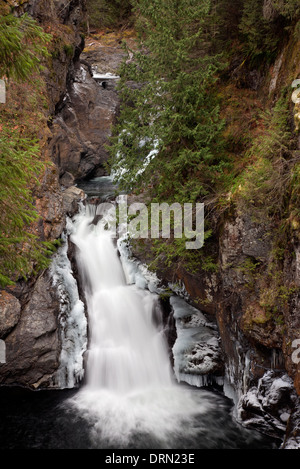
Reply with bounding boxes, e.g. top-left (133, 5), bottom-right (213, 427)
top-left (0, 272), bottom-right (60, 388)
top-left (62, 185), bottom-right (86, 216)
top-left (0, 292), bottom-right (21, 340)
top-left (238, 371), bottom-right (300, 444)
